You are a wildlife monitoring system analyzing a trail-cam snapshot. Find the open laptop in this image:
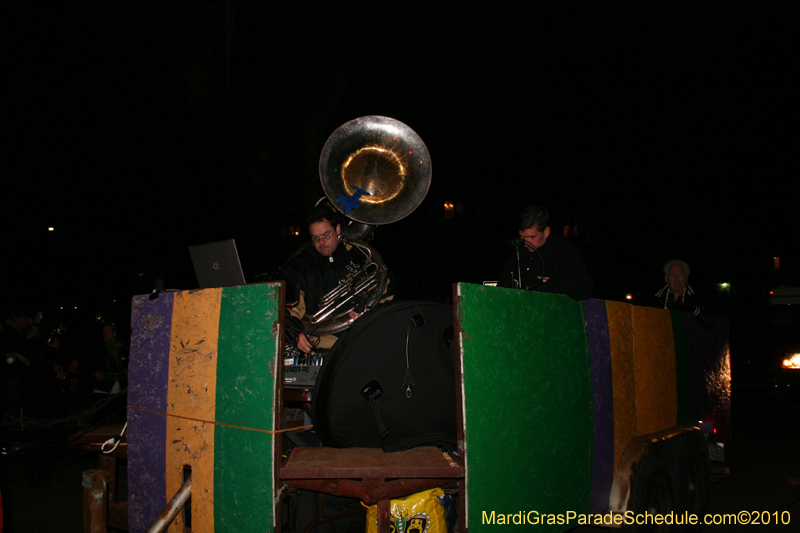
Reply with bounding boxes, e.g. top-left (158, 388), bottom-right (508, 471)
top-left (189, 239), bottom-right (247, 289)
